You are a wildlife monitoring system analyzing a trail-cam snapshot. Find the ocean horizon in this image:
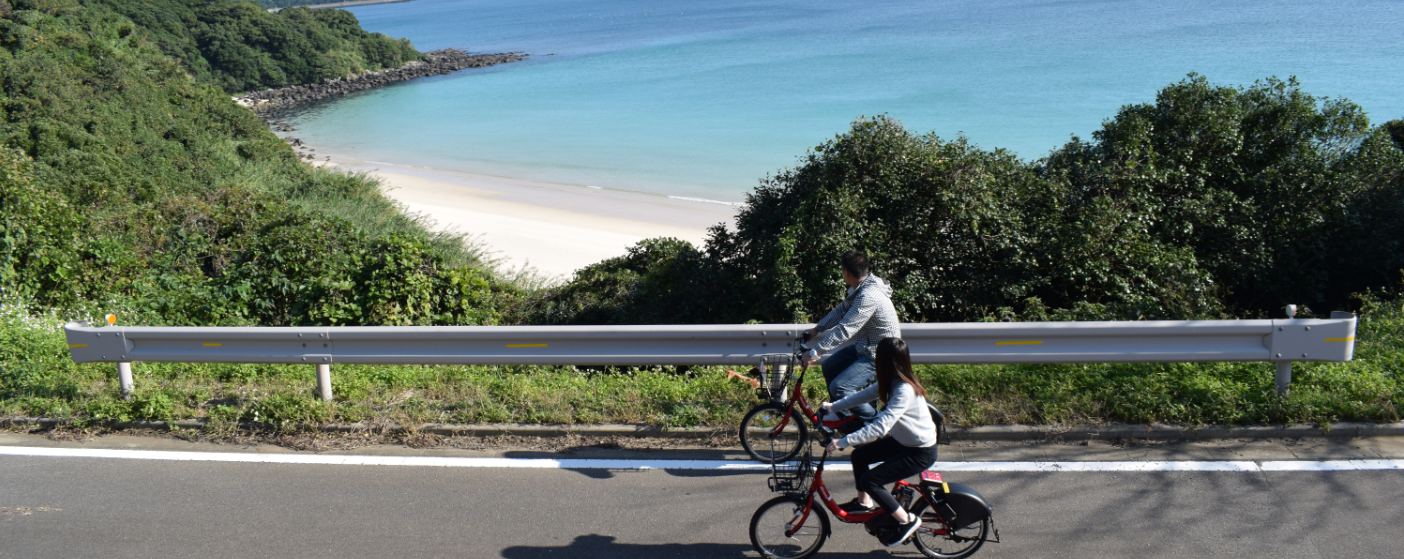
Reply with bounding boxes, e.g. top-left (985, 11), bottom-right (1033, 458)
top-left (285, 0), bottom-right (1404, 204)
